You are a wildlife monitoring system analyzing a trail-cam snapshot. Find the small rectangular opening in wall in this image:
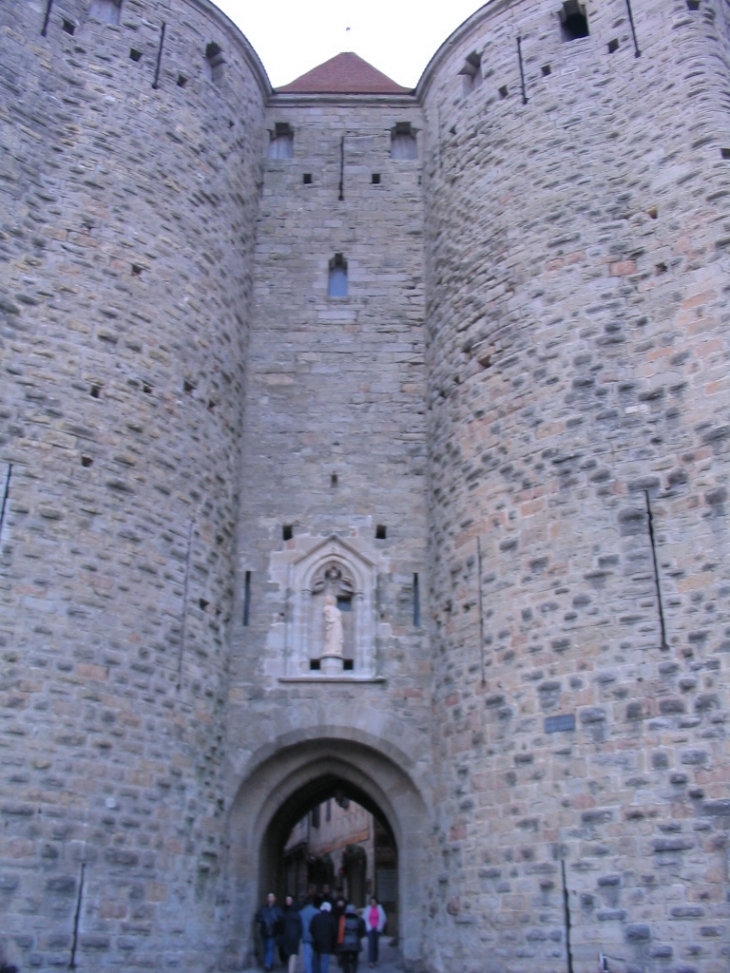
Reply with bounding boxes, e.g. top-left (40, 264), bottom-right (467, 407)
top-left (81, 456), bottom-right (93, 467)
top-left (89, 0), bottom-right (122, 25)
top-left (413, 572), bottom-right (420, 627)
top-left (686, 0), bottom-right (700, 9)
top-left (331, 473), bottom-right (338, 487)
top-left (311, 805), bottom-right (320, 827)
top-left (309, 659), bottom-right (321, 671)
top-left (204, 42), bottom-right (225, 84)
top-left (243, 570), bottom-right (251, 626)
top-left (90, 384), bottom-right (101, 398)
top-left (130, 48), bottom-right (142, 61)
top-left (542, 64), bottom-right (552, 76)
top-left (608, 38), bottom-right (619, 53)
top-left (343, 659), bottom-right (354, 671)
top-left (721, 148), bottom-right (730, 159)
top-left (371, 173), bottom-right (381, 184)
top-left (337, 596), bottom-right (352, 612)
top-left (303, 172), bottom-right (312, 184)
top-left (282, 525), bottom-right (293, 541)
top-left (269, 122), bottom-right (293, 159)
top-left (62, 19), bottom-right (76, 34)
top-left (328, 253), bottom-right (348, 298)
top-left (376, 525), bottom-right (387, 540)
top-left (177, 74), bottom-right (187, 87)
top-left (391, 122), bottom-right (417, 160)
top-left (459, 50), bottom-right (482, 91)
top-left (560, 0), bottom-right (589, 40)
top-left (498, 85), bottom-right (508, 99)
